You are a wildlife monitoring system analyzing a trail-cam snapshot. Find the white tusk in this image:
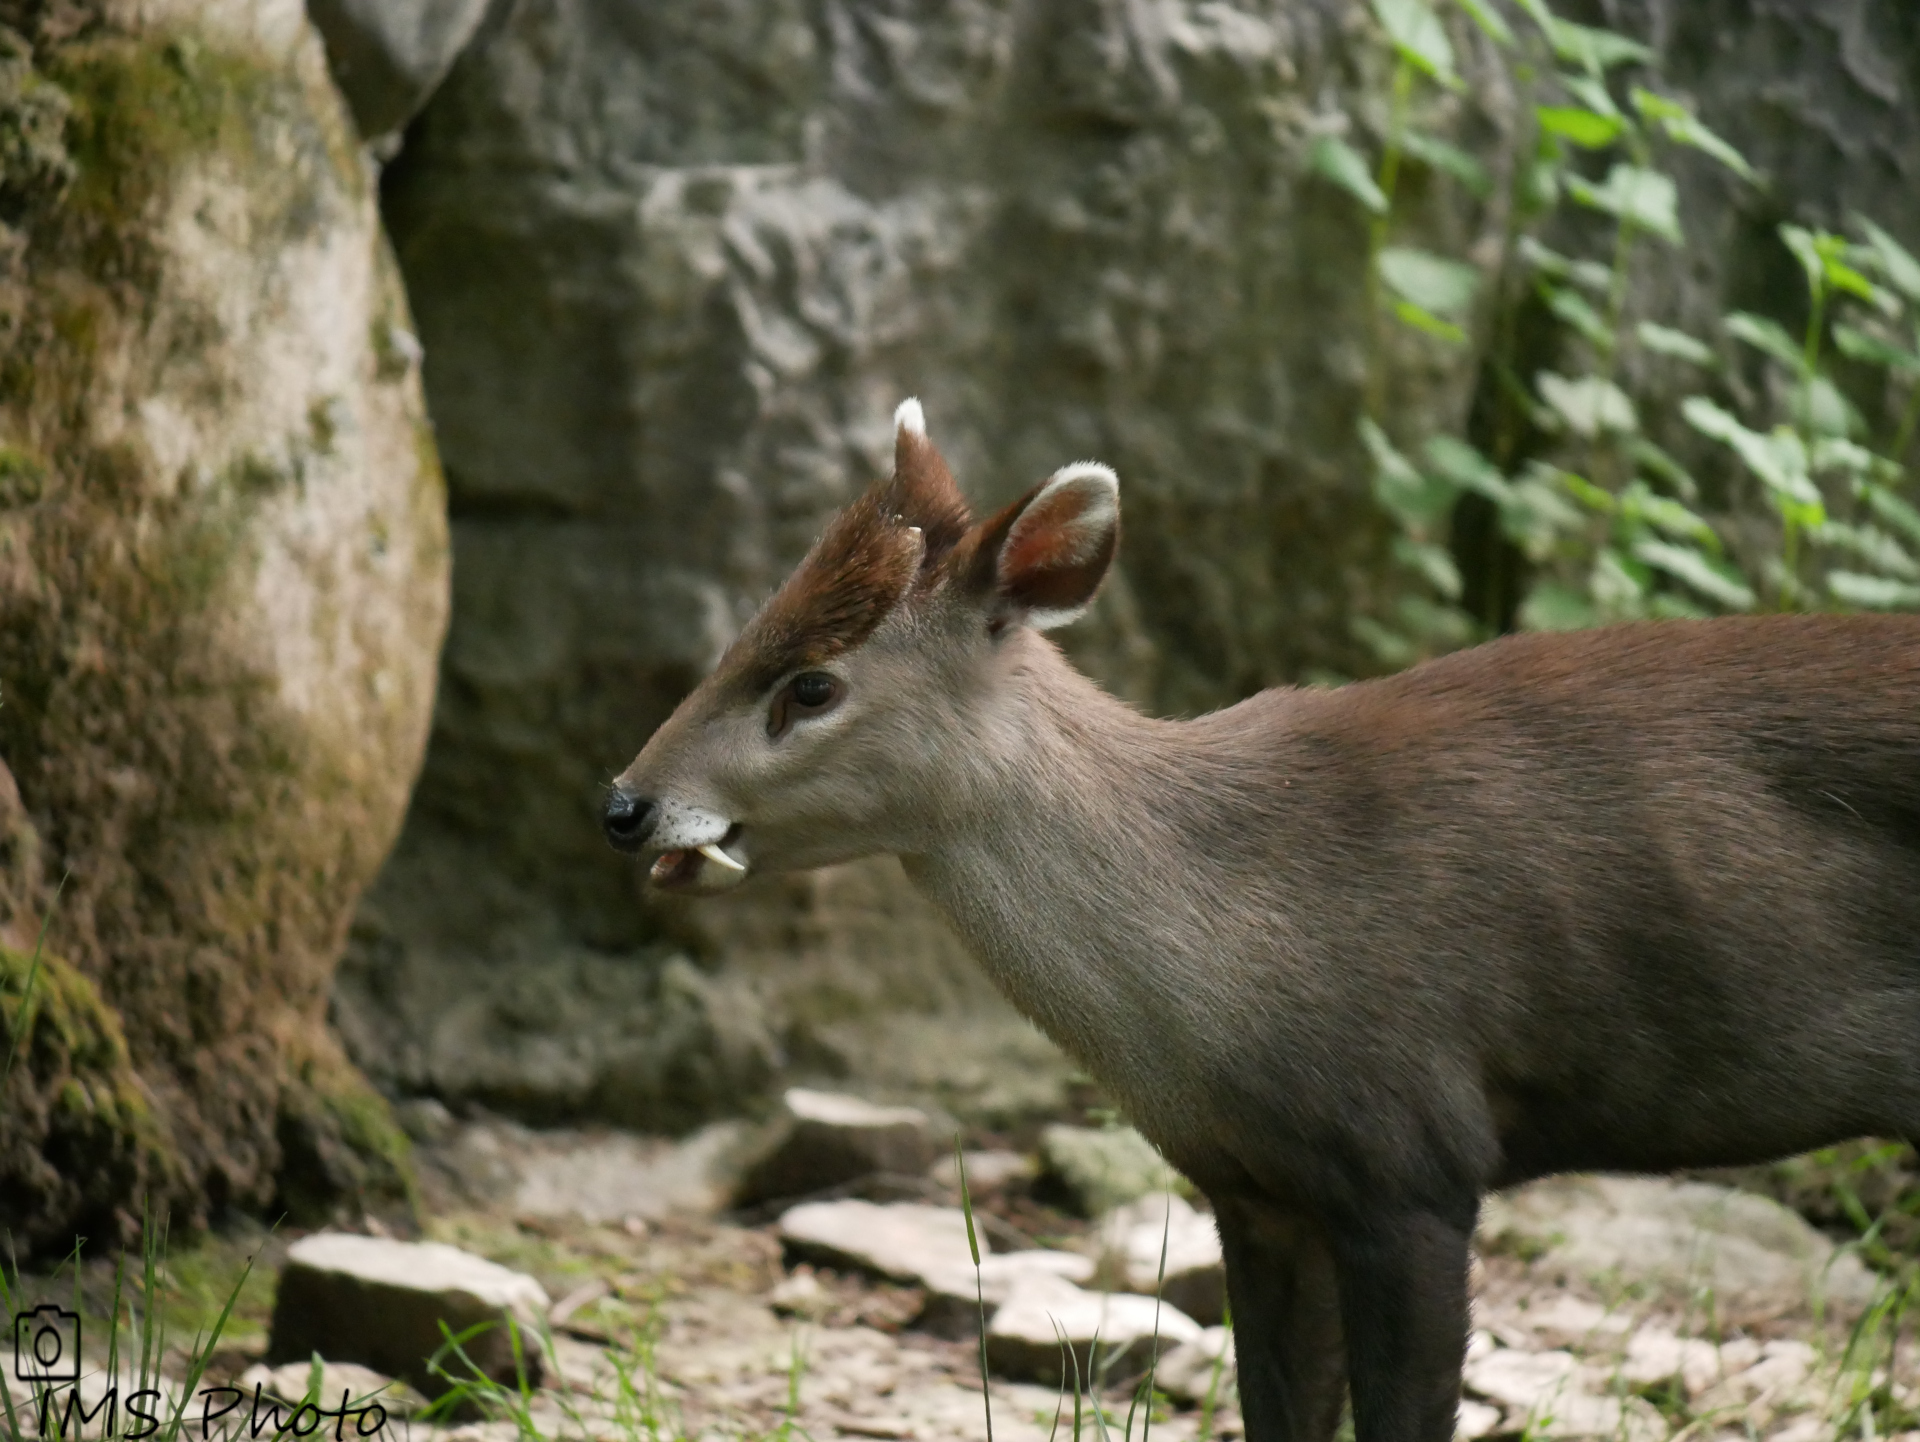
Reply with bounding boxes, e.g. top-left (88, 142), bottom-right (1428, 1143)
top-left (698, 843), bottom-right (746, 873)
